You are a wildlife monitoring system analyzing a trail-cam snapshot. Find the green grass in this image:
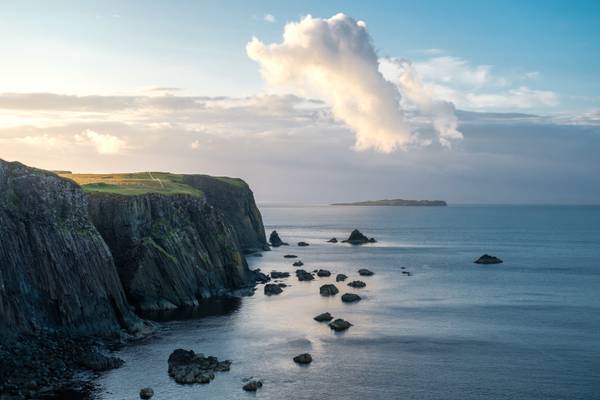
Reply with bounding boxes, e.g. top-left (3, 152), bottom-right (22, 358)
top-left (59, 172), bottom-right (204, 197)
